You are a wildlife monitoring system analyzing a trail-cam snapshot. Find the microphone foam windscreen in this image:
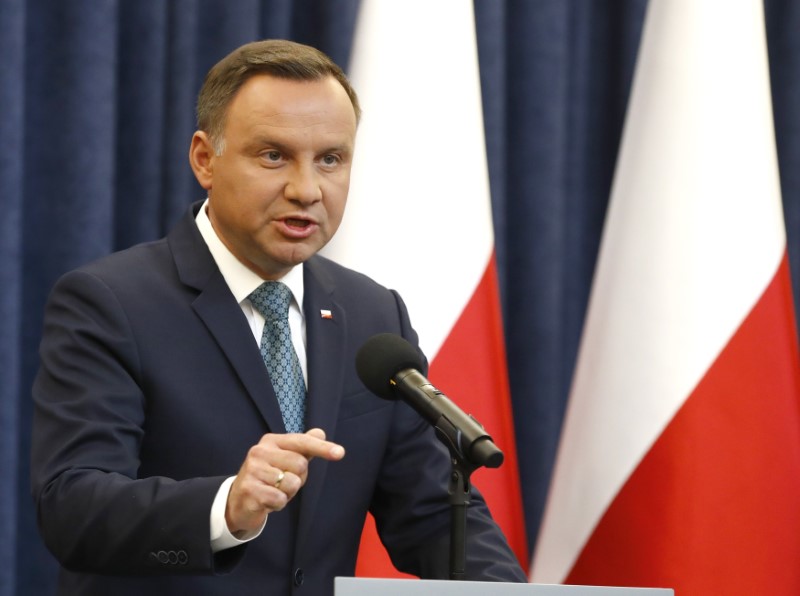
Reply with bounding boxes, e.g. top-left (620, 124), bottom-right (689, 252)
top-left (355, 333), bottom-right (424, 400)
